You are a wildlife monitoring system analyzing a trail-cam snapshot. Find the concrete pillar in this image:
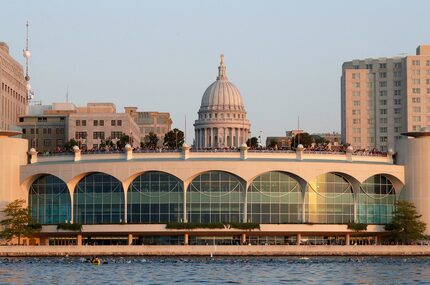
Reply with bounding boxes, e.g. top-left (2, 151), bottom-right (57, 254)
top-left (374, 235), bottom-right (379, 245)
top-left (387, 148), bottom-right (395, 164)
top-left (183, 181), bottom-right (189, 223)
top-left (346, 146), bottom-right (353, 162)
top-left (206, 128), bottom-right (210, 148)
top-left (210, 128), bottom-right (213, 148)
top-left (296, 144), bottom-right (304, 160)
top-left (224, 128), bottom-right (227, 147)
top-left (184, 233), bottom-right (189, 245)
top-left (77, 234), bottom-right (82, 246)
top-left (125, 144), bottom-right (132, 160)
top-left (128, 233), bottom-right (133, 245)
top-left (28, 148), bottom-right (37, 164)
top-left (241, 233), bottom-right (247, 245)
top-left (73, 145), bottom-right (81, 162)
top-left (182, 144), bottom-right (190, 160)
top-left (296, 233), bottom-right (301, 245)
top-left (345, 233), bottom-right (350, 245)
top-left (123, 184), bottom-right (127, 224)
top-left (70, 193), bottom-right (74, 224)
top-left (240, 144), bottom-right (249, 160)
